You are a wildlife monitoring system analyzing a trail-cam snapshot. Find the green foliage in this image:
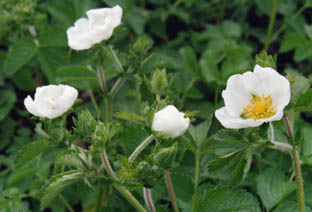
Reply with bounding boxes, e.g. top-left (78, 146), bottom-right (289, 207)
top-left (256, 169), bottom-right (296, 211)
top-left (194, 185), bottom-right (261, 212)
top-left (4, 37), bottom-right (38, 76)
top-left (255, 51), bottom-right (277, 69)
top-left (16, 140), bottom-right (51, 167)
top-left (40, 170), bottom-right (85, 209)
